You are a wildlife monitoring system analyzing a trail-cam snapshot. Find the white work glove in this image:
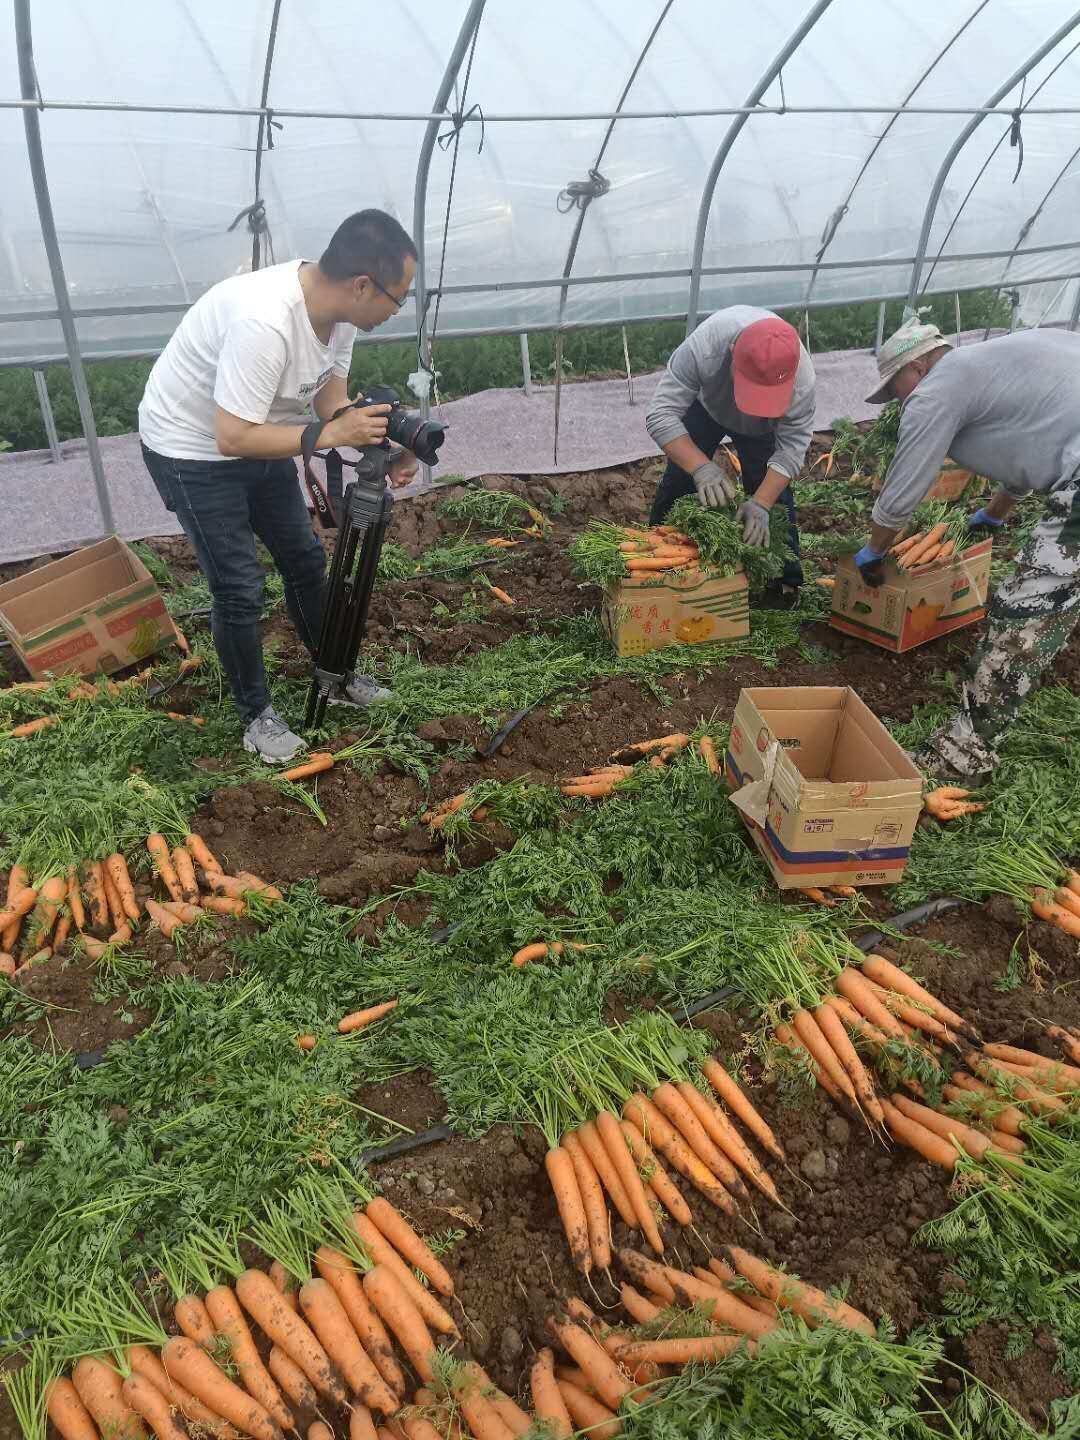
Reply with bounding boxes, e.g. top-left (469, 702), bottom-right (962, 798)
top-left (737, 499), bottom-right (771, 547)
top-left (692, 459), bottom-right (738, 509)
